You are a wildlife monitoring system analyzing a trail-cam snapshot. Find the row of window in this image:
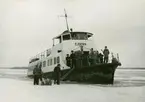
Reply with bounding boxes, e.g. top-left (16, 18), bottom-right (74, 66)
top-left (42, 56), bottom-right (60, 67)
